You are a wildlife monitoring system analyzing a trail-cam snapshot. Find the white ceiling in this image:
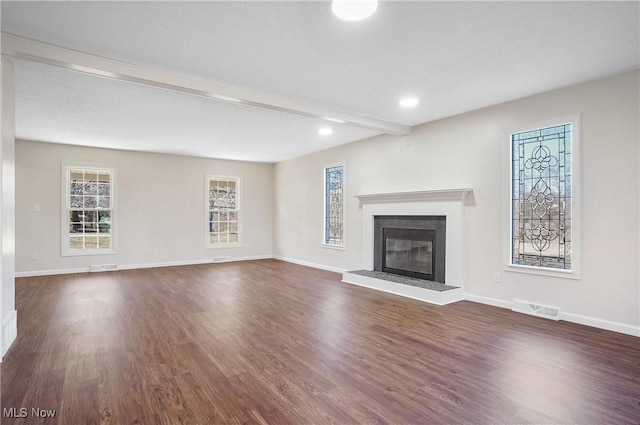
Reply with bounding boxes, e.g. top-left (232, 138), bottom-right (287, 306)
top-left (2, 1), bottom-right (639, 163)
